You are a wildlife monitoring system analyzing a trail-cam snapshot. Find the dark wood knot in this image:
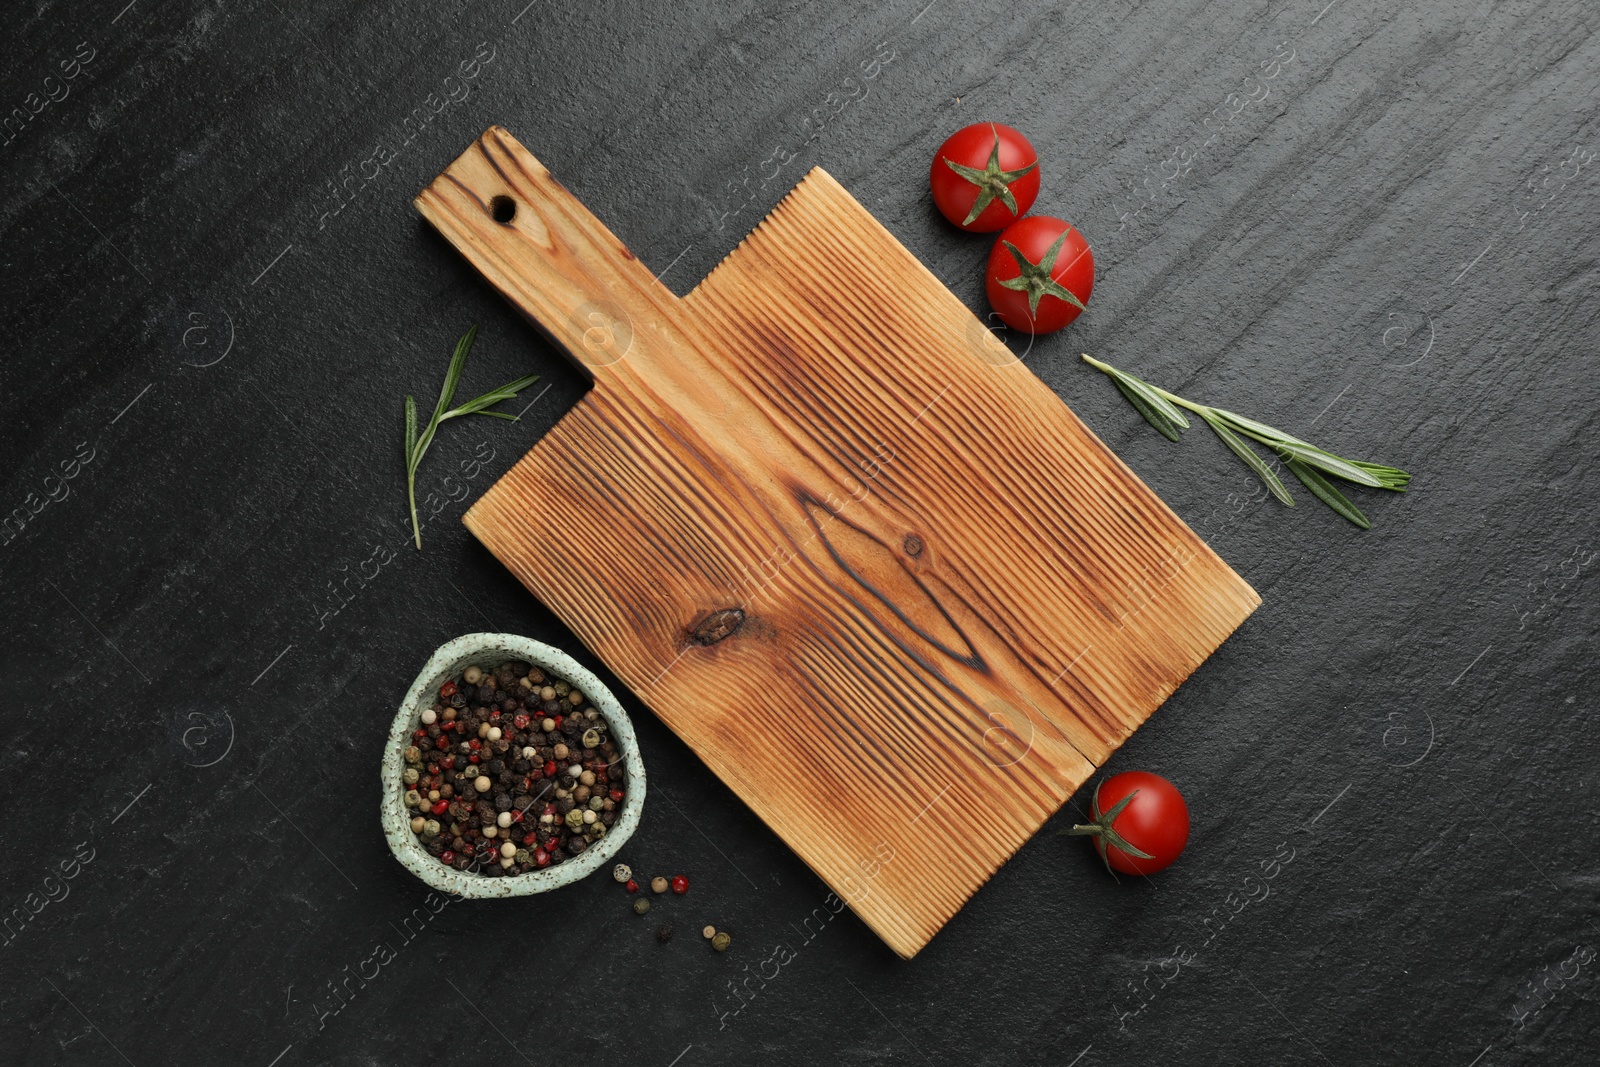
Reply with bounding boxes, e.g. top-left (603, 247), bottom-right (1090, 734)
top-left (903, 534), bottom-right (924, 558)
top-left (688, 607), bottom-right (746, 646)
